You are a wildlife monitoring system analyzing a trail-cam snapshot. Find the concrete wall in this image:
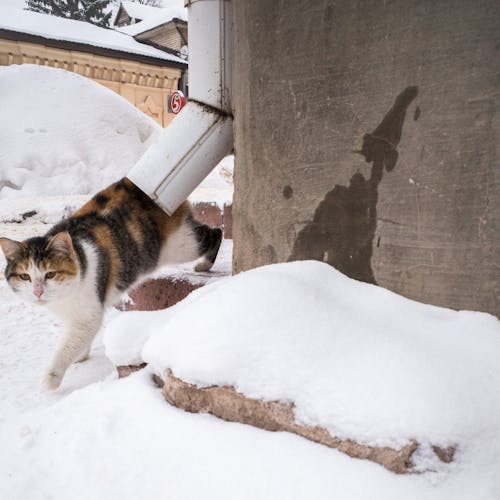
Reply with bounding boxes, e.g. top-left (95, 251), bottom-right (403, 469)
top-left (232, 0), bottom-right (500, 316)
